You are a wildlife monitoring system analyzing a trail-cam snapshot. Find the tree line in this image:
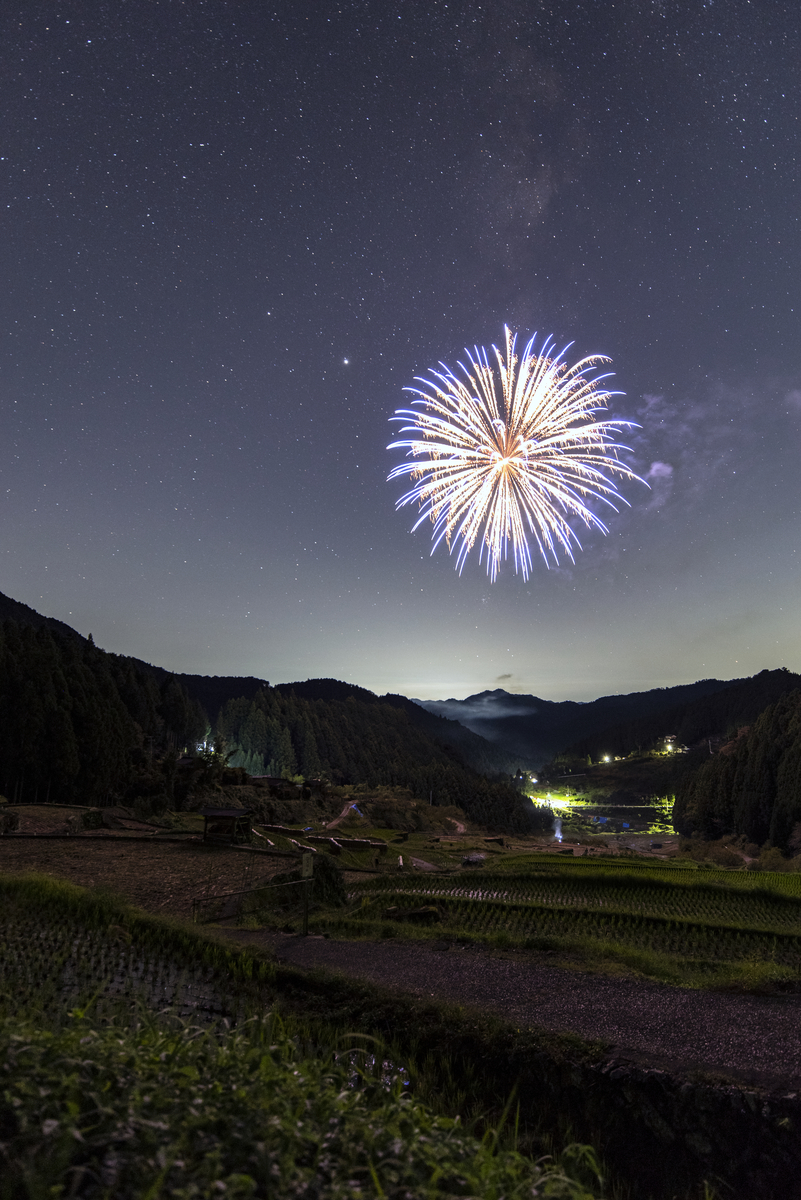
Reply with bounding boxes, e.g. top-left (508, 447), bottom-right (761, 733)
top-left (559, 668), bottom-right (801, 763)
top-left (673, 690), bottom-right (801, 849)
top-left (0, 620), bottom-right (206, 806)
top-left (217, 688), bottom-right (548, 833)
top-left (0, 618), bottom-right (547, 833)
